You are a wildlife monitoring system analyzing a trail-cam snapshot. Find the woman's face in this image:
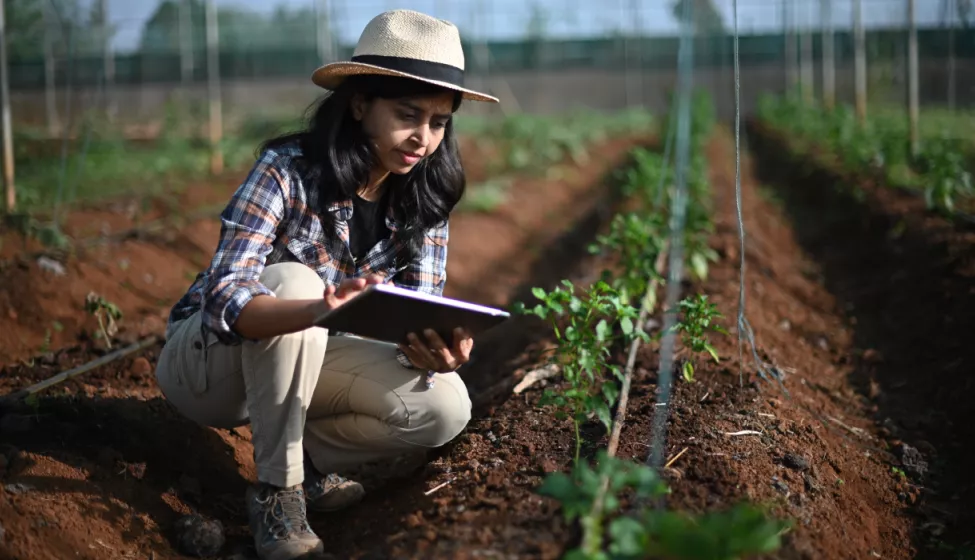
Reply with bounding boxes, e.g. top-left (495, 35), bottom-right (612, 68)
top-left (352, 90), bottom-right (456, 175)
